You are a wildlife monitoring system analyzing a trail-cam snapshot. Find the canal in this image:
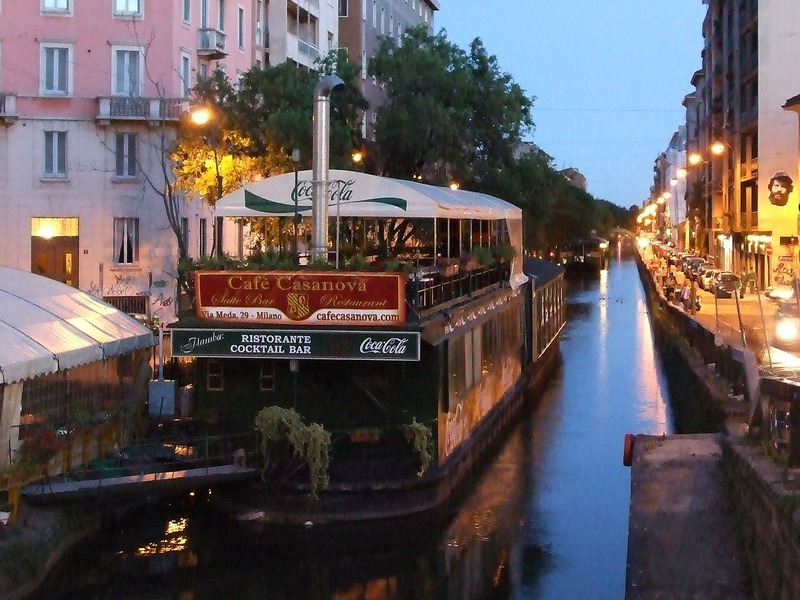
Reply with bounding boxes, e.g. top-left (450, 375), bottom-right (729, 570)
top-left (28, 244), bottom-right (675, 600)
